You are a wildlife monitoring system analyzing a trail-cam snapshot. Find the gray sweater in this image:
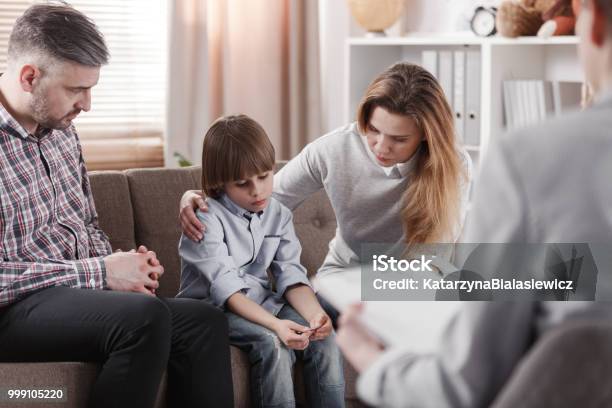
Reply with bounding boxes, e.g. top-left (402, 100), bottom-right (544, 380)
top-left (273, 122), bottom-right (472, 273)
